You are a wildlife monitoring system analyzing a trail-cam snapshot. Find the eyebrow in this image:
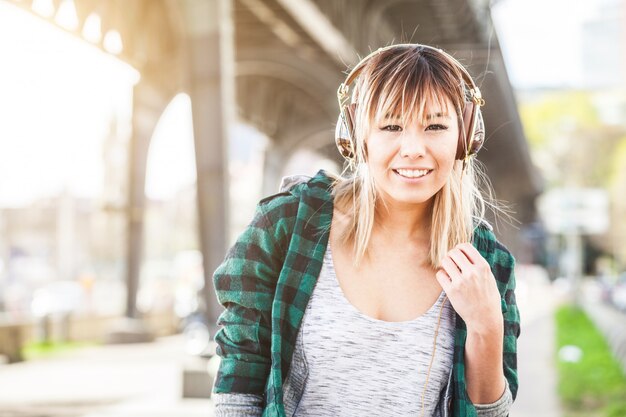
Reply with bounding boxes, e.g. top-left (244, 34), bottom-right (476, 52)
top-left (383, 112), bottom-right (451, 120)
